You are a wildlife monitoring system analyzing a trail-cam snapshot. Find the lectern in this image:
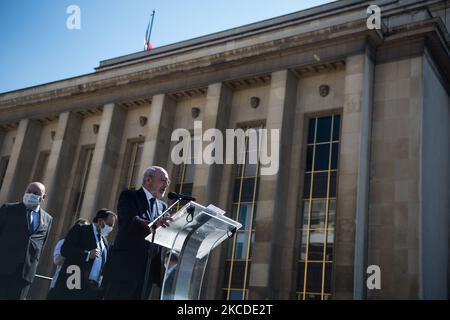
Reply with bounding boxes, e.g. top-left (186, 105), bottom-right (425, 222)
top-left (145, 201), bottom-right (242, 300)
